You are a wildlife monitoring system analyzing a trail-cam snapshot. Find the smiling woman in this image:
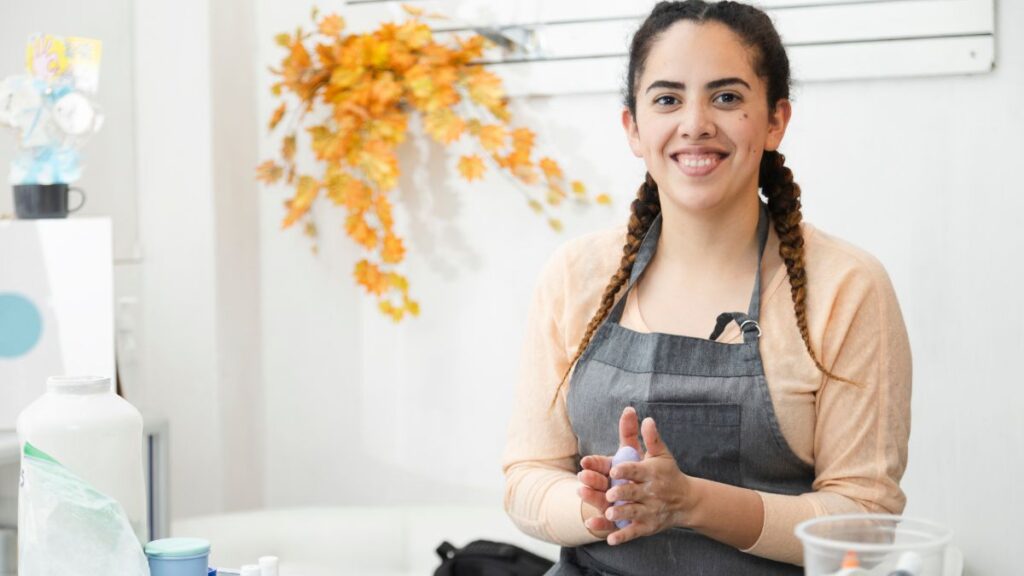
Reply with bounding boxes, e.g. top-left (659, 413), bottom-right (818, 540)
top-left (502, 1), bottom-right (912, 574)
